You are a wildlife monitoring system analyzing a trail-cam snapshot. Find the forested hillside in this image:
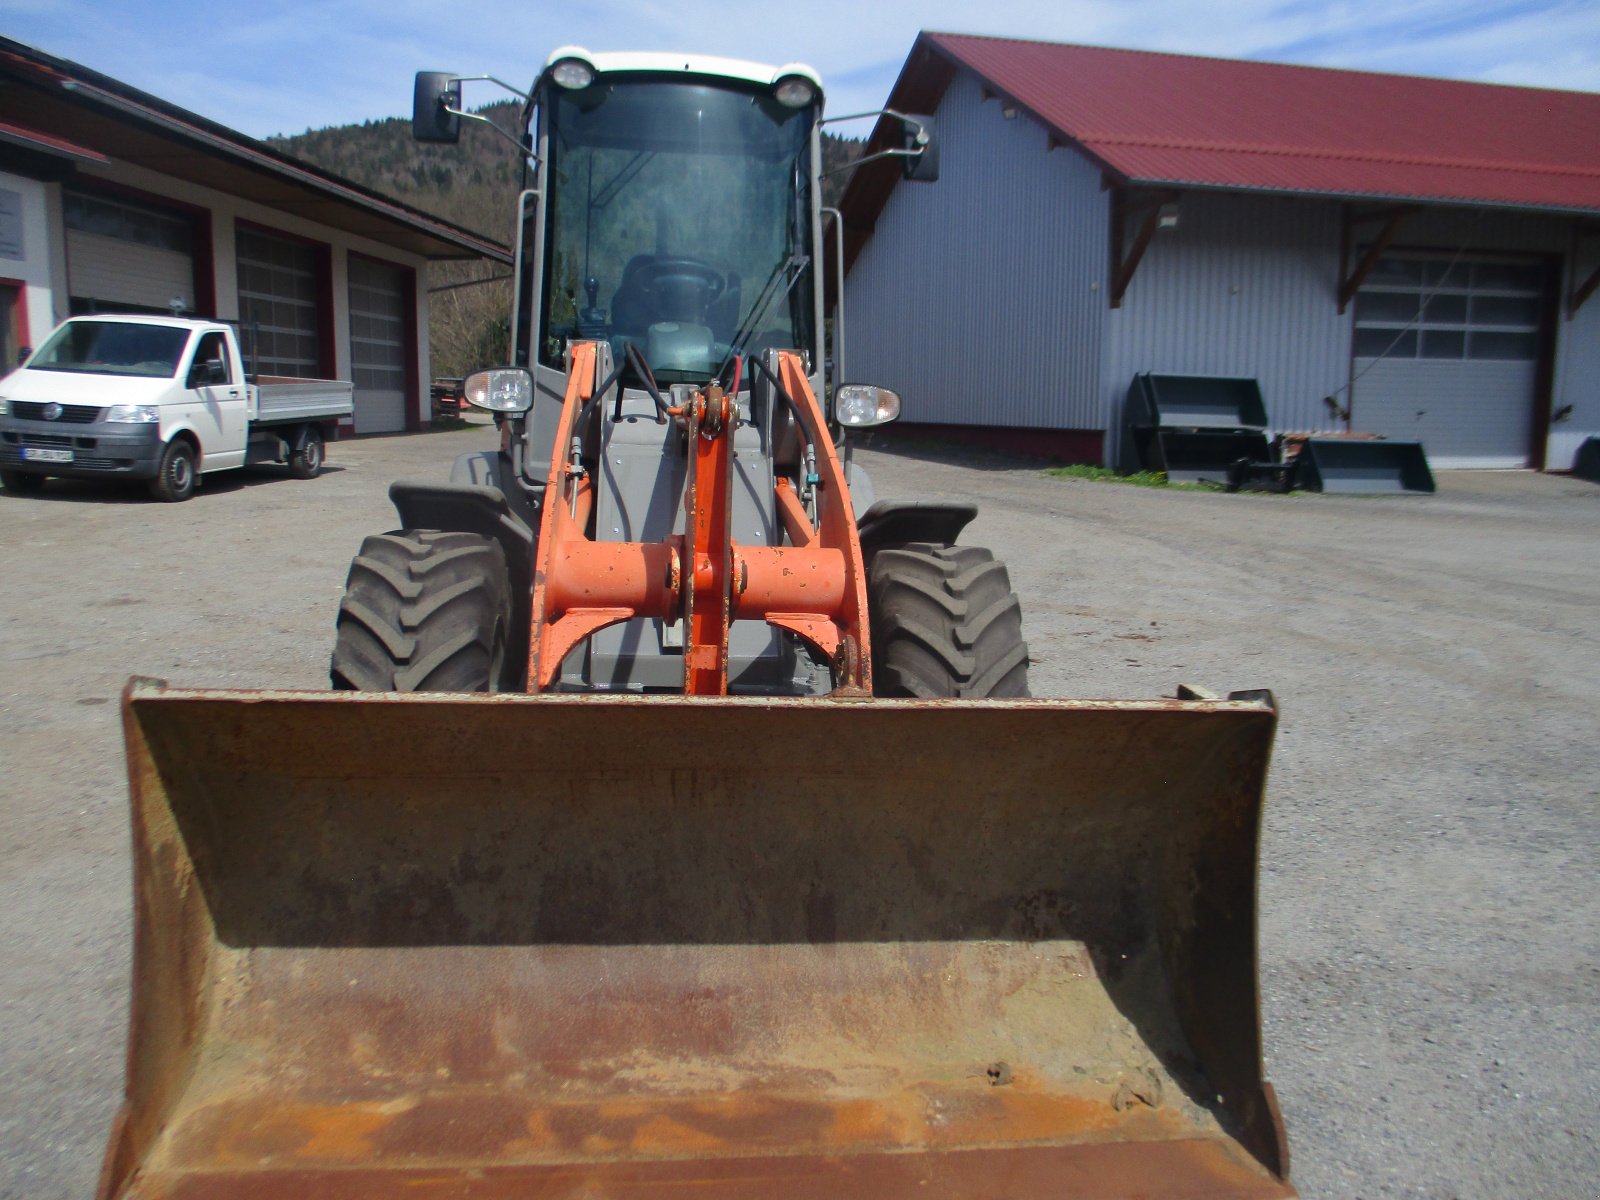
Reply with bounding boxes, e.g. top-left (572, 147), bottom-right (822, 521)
top-left (271, 106), bottom-right (862, 376)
